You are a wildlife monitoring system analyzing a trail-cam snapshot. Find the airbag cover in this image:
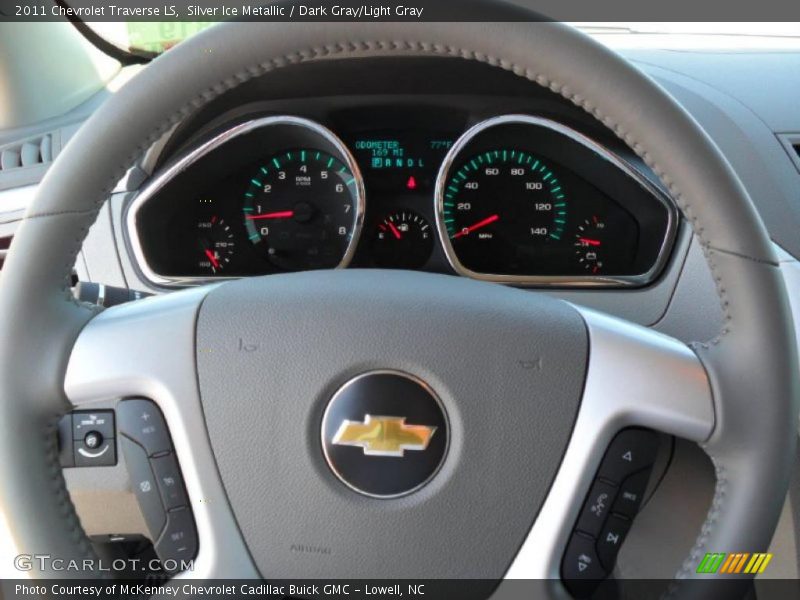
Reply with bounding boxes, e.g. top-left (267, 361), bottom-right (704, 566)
top-left (196, 270), bottom-right (587, 578)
